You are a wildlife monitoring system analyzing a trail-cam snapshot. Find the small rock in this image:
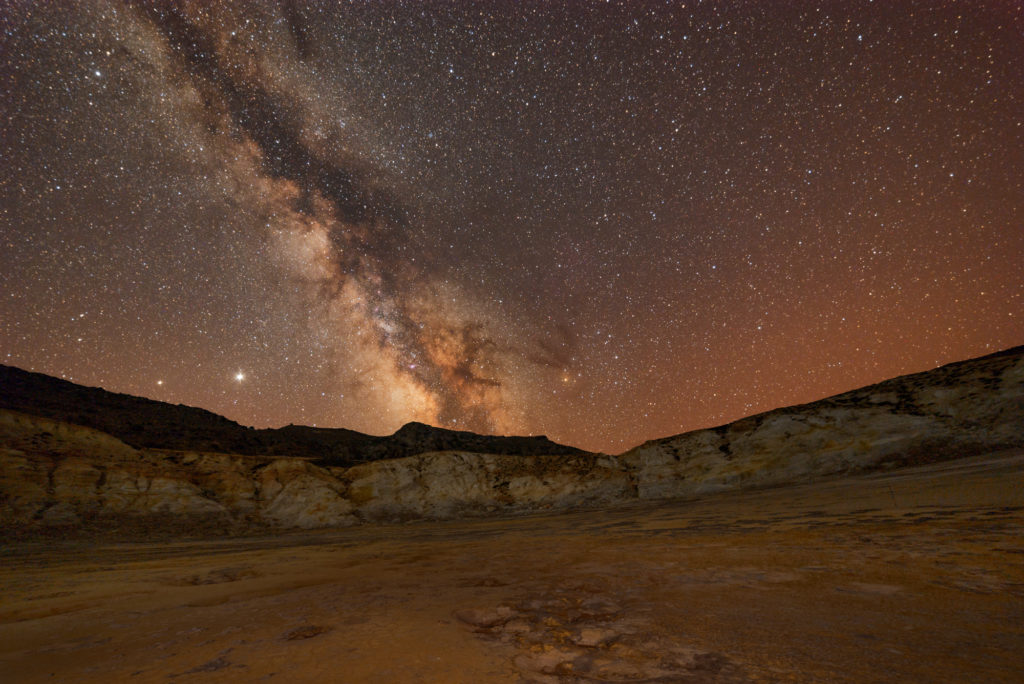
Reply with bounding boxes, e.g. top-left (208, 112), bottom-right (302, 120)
top-left (572, 627), bottom-right (619, 647)
top-left (502, 619), bottom-right (533, 634)
top-left (513, 647), bottom-right (581, 674)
